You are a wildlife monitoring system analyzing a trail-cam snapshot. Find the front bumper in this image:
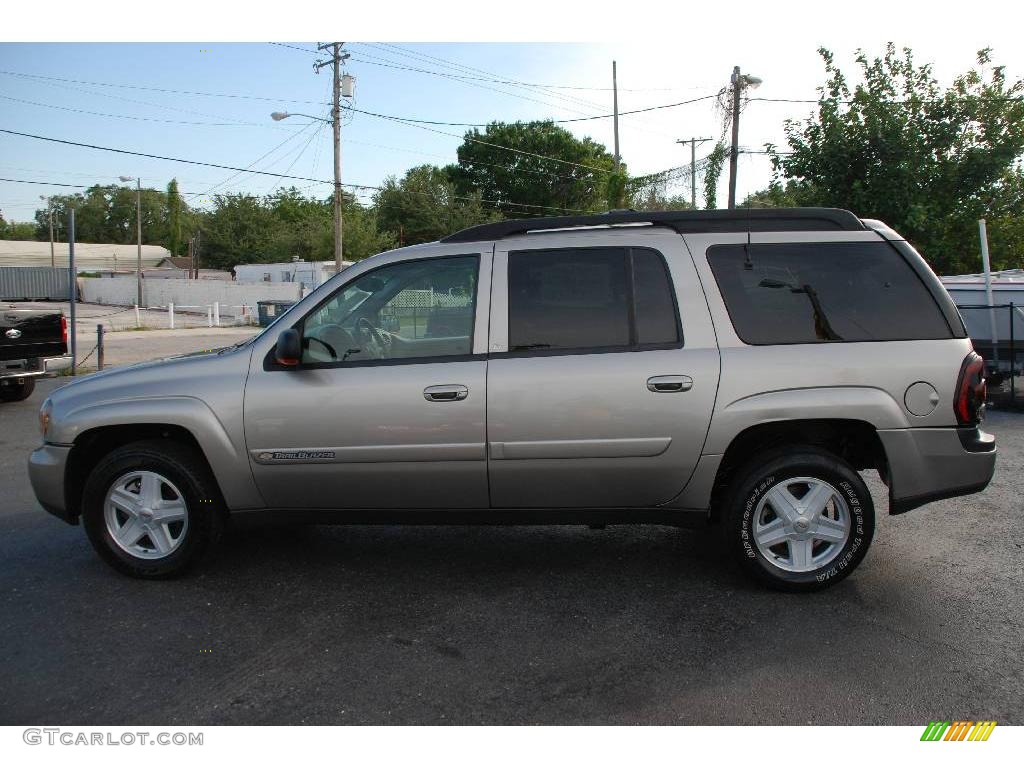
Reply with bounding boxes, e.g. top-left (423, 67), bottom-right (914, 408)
top-left (878, 425), bottom-right (997, 514)
top-left (28, 443), bottom-right (75, 524)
